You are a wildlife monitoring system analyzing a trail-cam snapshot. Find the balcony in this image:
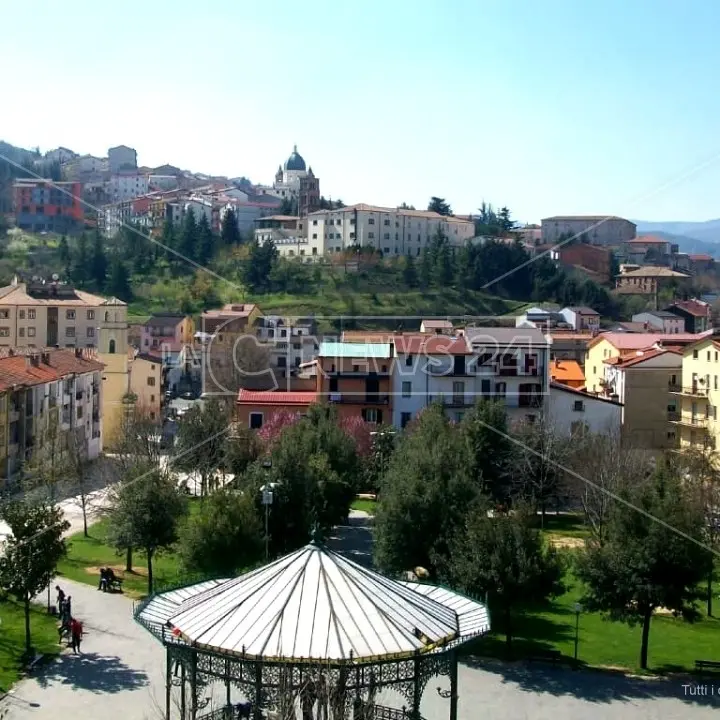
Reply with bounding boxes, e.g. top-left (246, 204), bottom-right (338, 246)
top-left (669, 385), bottom-right (709, 398)
top-left (519, 394), bottom-right (544, 408)
top-left (327, 393), bottom-right (390, 405)
top-left (439, 395), bottom-right (474, 407)
top-left (669, 414), bottom-right (710, 429)
top-left (326, 370), bottom-right (390, 378)
top-left (667, 411), bottom-right (680, 422)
